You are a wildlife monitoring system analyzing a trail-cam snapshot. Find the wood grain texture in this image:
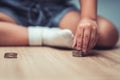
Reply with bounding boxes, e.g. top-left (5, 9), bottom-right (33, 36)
top-left (0, 40), bottom-right (120, 80)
